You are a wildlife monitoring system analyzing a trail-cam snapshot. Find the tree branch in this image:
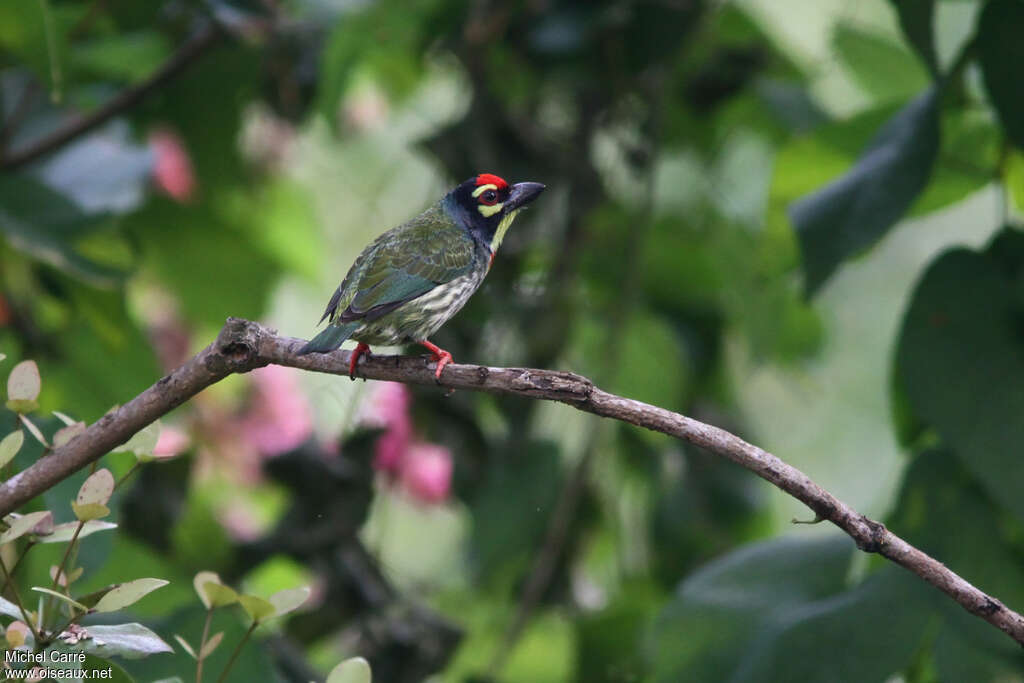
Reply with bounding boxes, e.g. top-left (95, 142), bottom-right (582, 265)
top-left (0, 317), bottom-right (1022, 646)
top-left (0, 24), bottom-right (221, 171)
